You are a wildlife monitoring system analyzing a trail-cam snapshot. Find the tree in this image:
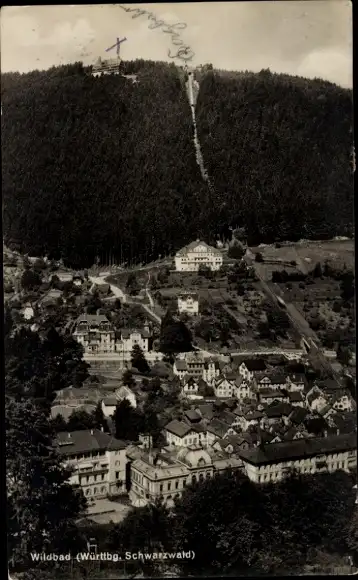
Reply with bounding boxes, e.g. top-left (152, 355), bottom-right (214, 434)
top-left (108, 500), bottom-right (172, 575)
top-left (313, 262), bottom-right (323, 277)
top-left (51, 413), bottom-right (68, 433)
top-left (198, 264), bottom-right (212, 278)
top-left (86, 293), bottom-right (103, 314)
top-left (157, 268), bottom-right (169, 285)
top-left (5, 322), bottom-right (89, 405)
top-left (6, 399), bottom-right (86, 568)
top-left (67, 409), bottom-right (96, 431)
top-left (113, 399), bottom-right (143, 441)
top-left (341, 270), bottom-right (355, 302)
top-left (126, 273), bottom-right (140, 296)
top-left (122, 369), bottom-right (135, 388)
top-left (20, 269), bottom-right (42, 291)
top-left (228, 238), bottom-right (245, 260)
top-left (337, 343), bottom-right (352, 366)
top-left (114, 298), bottom-right (122, 310)
top-left (160, 313), bottom-right (192, 354)
top-left (33, 257), bottom-right (47, 272)
top-left (131, 344), bottom-right (150, 374)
